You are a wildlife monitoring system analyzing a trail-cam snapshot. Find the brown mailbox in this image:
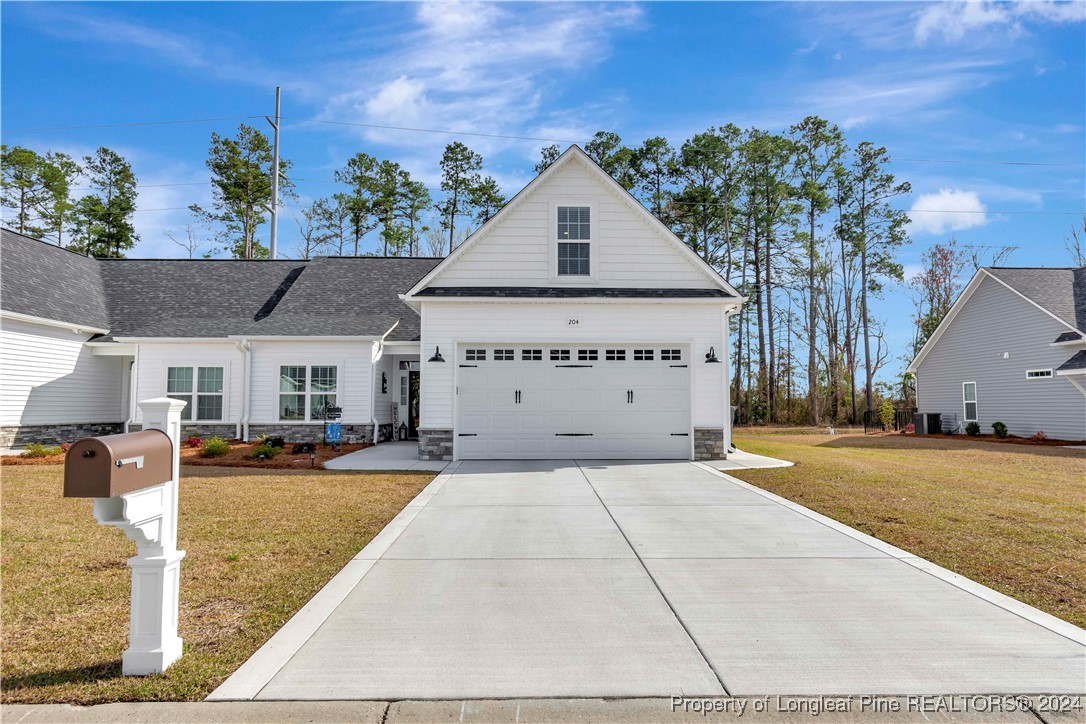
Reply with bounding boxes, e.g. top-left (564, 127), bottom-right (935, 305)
top-left (64, 429), bottom-right (174, 498)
